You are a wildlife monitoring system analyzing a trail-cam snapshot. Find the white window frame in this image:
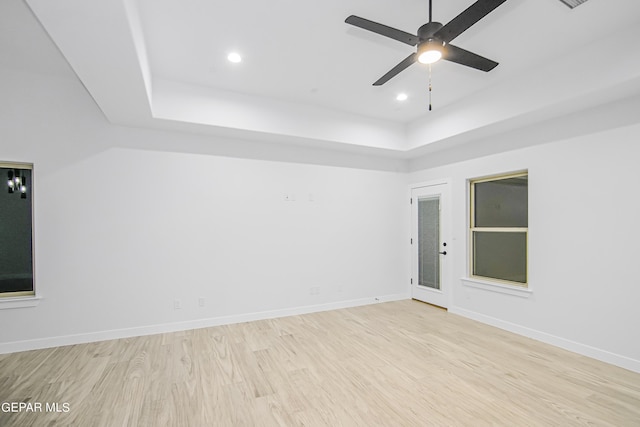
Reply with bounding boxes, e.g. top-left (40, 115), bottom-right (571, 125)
top-left (0, 161), bottom-right (39, 309)
top-left (468, 171), bottom-right (529, 289)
